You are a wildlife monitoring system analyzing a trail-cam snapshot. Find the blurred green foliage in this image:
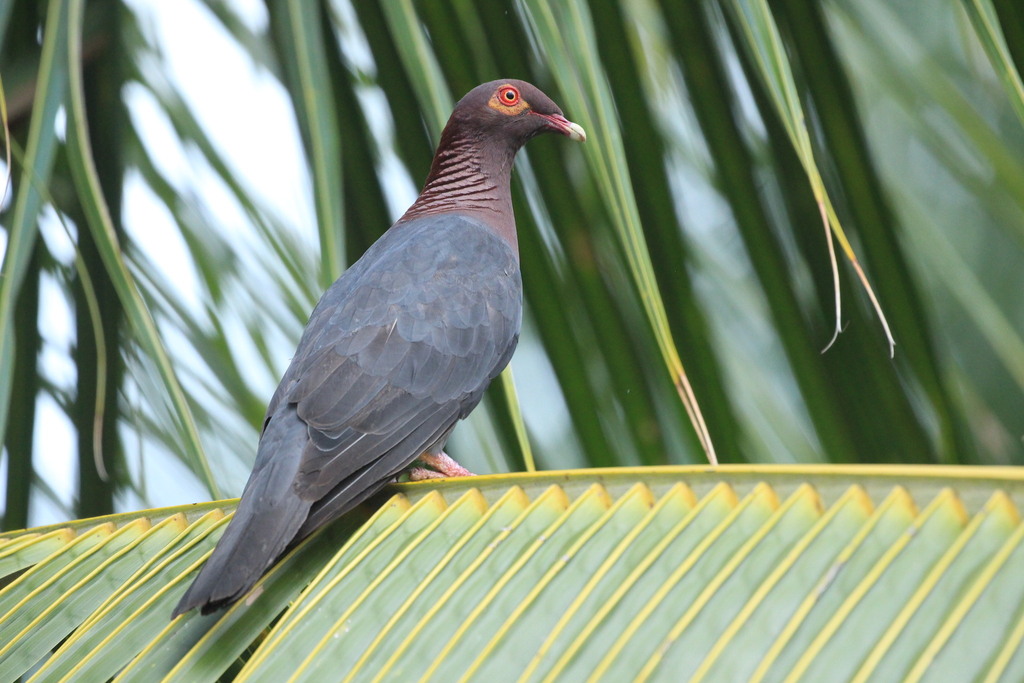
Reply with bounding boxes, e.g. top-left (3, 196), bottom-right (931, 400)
top-left (1, 0), bottom-right (1023, 528)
